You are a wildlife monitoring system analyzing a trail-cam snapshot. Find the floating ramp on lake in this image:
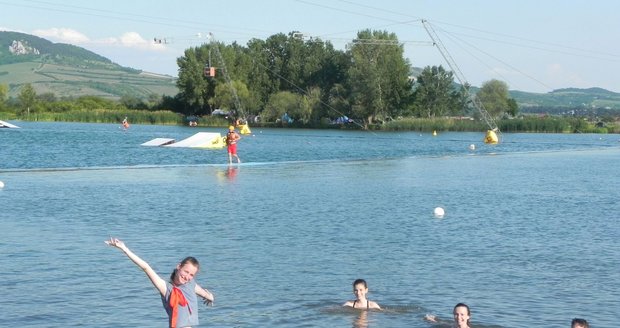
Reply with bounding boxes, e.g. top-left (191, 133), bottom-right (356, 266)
top-left (142, 132), bottom-right (225, 149)
top-left (0, 120), bottom-right (20, 128)
top-left (141, 138), bottom-right (176, 146)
